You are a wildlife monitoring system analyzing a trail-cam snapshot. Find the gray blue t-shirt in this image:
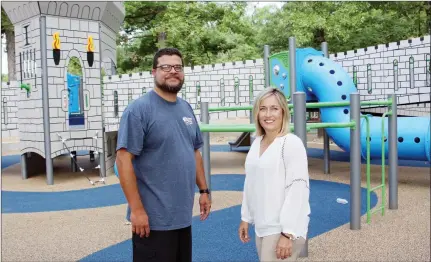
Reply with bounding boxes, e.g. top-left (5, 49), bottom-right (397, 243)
top-left (116, 90), bottom-right (203, 230)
